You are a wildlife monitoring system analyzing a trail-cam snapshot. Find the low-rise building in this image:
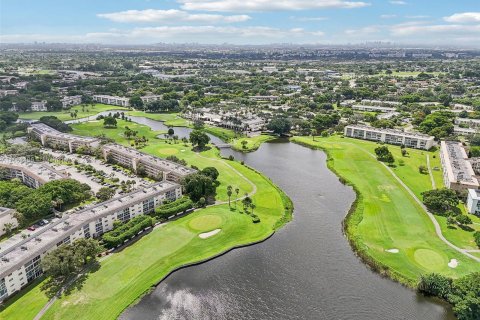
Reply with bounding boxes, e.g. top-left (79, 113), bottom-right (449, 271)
top-left (351, 105), bottom-right (396, 113)
top-left (0, 156), bottom-right (67, 188)
top-left (93, 95), bottom-right (129, 107)
top-left (102, 144), bottom-right (196, 182)
top-left (0, 181), bottom-right (182, 301)
top-left (440, 141), bottom-right (479, 191)
top-left (454, 118), bottom-right (480, 129)
top-left (0, 90), bottom-right (19, 97)
top-left (344, 125), bottom-right (435, 150)
top-left (466, 189), bottom-right (480, 216)
top-left (28, 123), bottom-right (100, 153)
top-left (31, 101), bottom-right (47, 112)
top-left (61, 95), bottom-right (82, 109)
top-left (140, 95), bottom-right (162, 104)
top-left (0, 207), bottom-right (18, 237)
